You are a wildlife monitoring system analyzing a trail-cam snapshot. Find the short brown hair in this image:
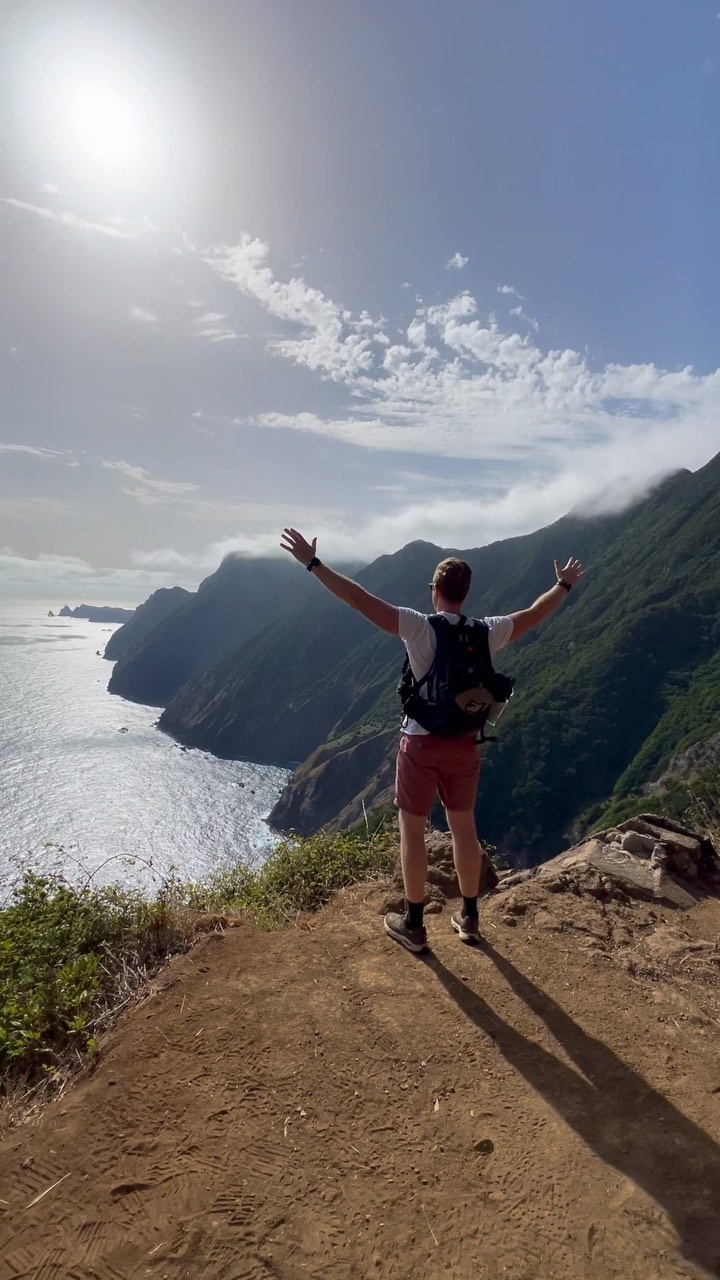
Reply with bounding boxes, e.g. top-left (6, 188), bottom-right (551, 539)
top-left (431, 557), bottom-right (472, 604)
